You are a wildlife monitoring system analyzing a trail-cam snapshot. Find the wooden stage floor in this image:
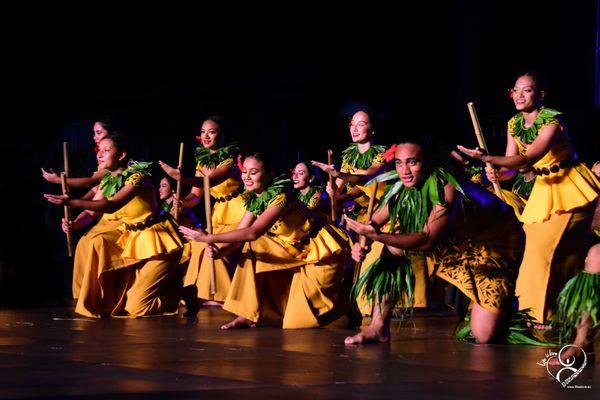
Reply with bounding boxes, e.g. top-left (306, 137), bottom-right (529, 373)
top-left (0, 306), bottom-right (597, 399)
